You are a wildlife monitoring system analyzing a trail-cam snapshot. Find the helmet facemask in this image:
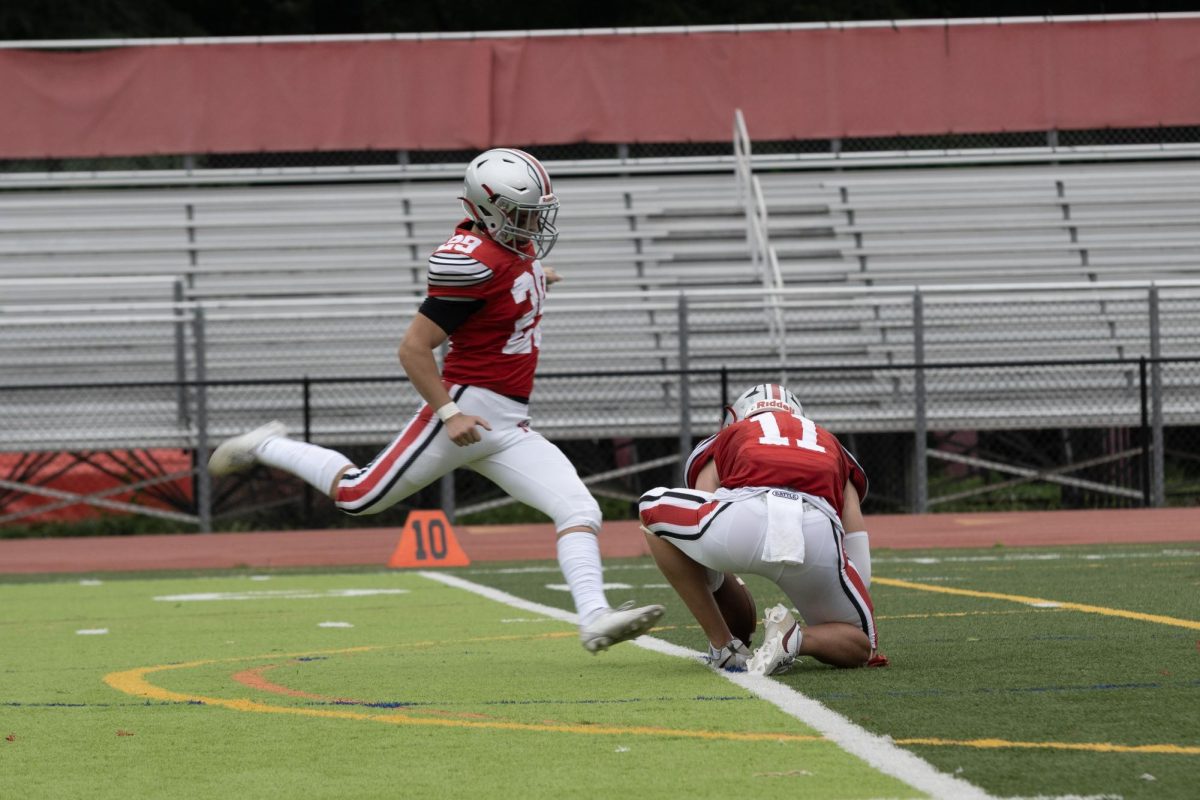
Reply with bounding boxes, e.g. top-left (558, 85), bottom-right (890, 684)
top-left (490, 193), bottom-right (559, 260)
